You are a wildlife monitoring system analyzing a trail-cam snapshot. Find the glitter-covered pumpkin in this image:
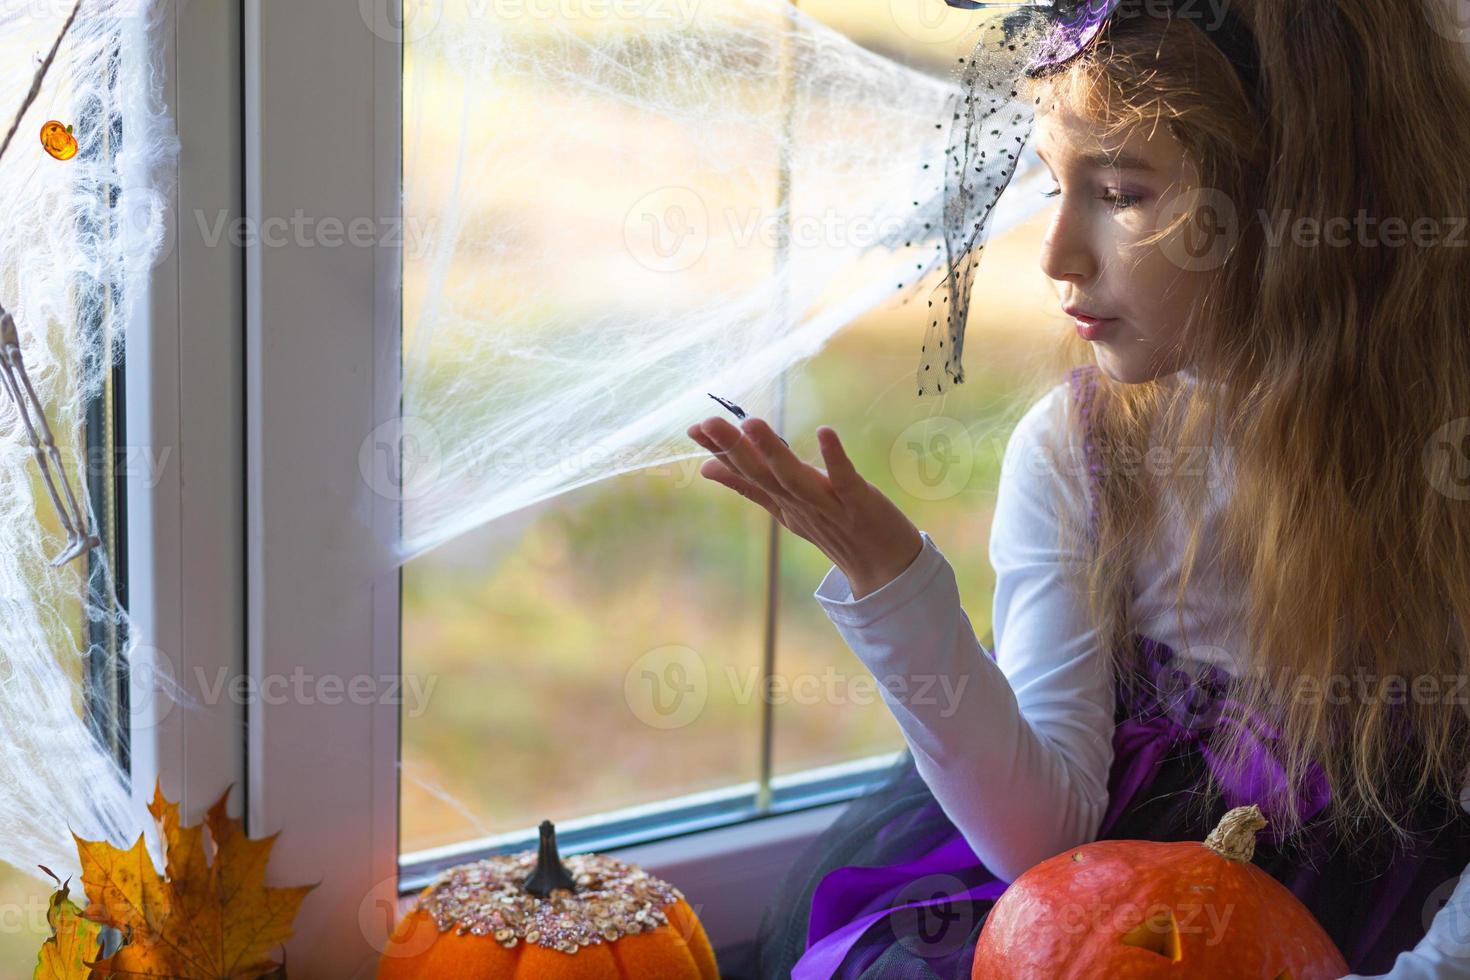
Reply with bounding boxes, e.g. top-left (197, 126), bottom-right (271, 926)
top-left (378, 820), bottom-right (719, 979)
top-left (971, 805), bottom-right (1350, 979)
